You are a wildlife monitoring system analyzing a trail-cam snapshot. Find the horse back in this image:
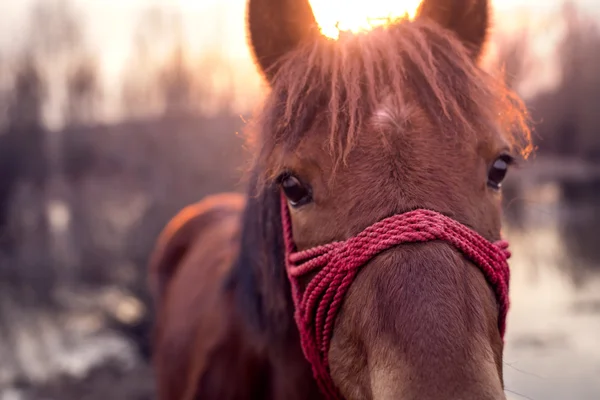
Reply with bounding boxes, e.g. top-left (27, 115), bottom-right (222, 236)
top-left (148, 193), bottom-right (245, 304)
